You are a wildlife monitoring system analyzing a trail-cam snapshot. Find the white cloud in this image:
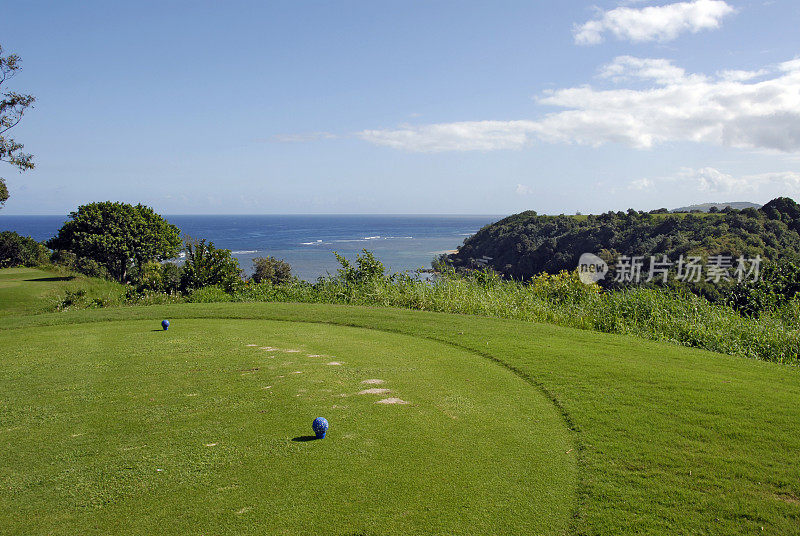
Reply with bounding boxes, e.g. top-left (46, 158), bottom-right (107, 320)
top-left (271, 132), bottom-right (336, 143)
top-left (574, 0), bottom-right (735, 45)
top-left (629, 177), bottom-right (655, 190)
top-left (599, 56), bottom-right (694, 84)
top-left (631, 167), bottom-right (800, 194)
top-left (359, 121), bottom-right (537, 152)
top-left (717, 69), bottom-right (769, 82)
top-left (515, 183), bottom-right (534, 195)
top-left (359, 56), bottom-right (800, 153)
